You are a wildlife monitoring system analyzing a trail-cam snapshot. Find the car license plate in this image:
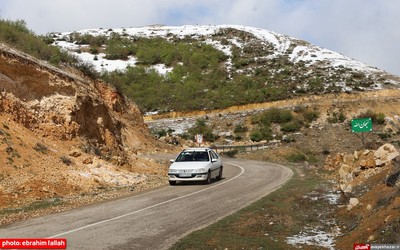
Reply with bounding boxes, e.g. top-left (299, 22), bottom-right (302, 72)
top-left (179, 173), bottom-right (192, 177)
